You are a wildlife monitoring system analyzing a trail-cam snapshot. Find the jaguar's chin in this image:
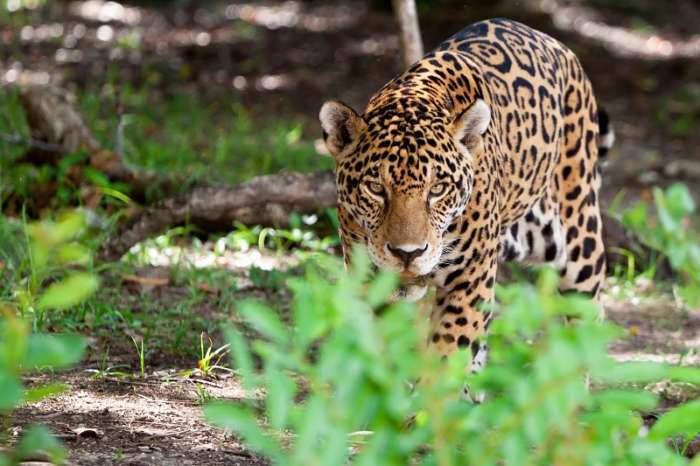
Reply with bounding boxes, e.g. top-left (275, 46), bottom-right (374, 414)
top-left (391, 273), bottom-right (431, 302)
top-left (392, 282), bottom-right (428, 302)
top-left (399, 272), bottom-right (430, 286)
